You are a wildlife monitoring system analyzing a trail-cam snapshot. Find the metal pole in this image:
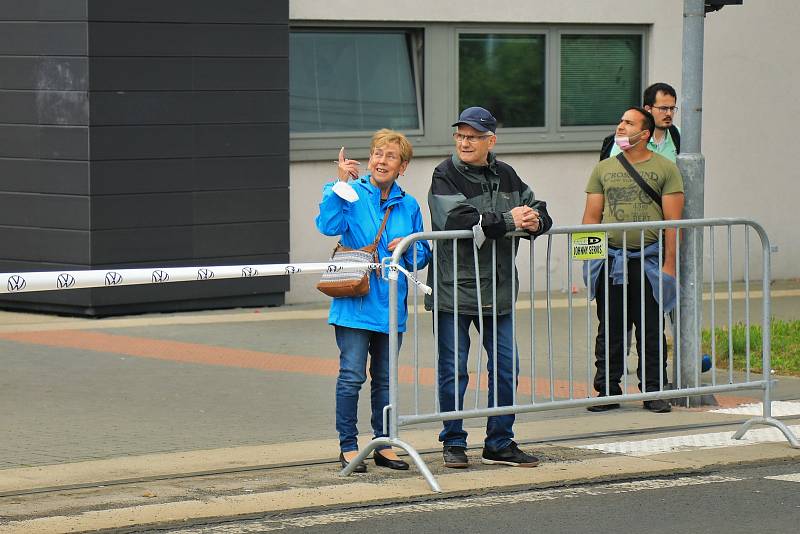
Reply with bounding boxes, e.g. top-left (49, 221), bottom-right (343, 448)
top-left (676, 0), bottom-right (706, 404)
